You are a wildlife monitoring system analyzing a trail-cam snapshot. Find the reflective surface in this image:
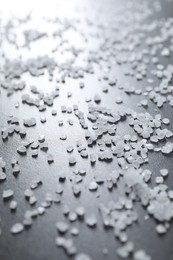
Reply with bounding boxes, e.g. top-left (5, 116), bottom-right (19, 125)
top-left (1, 0), bottom-right (173, 260)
